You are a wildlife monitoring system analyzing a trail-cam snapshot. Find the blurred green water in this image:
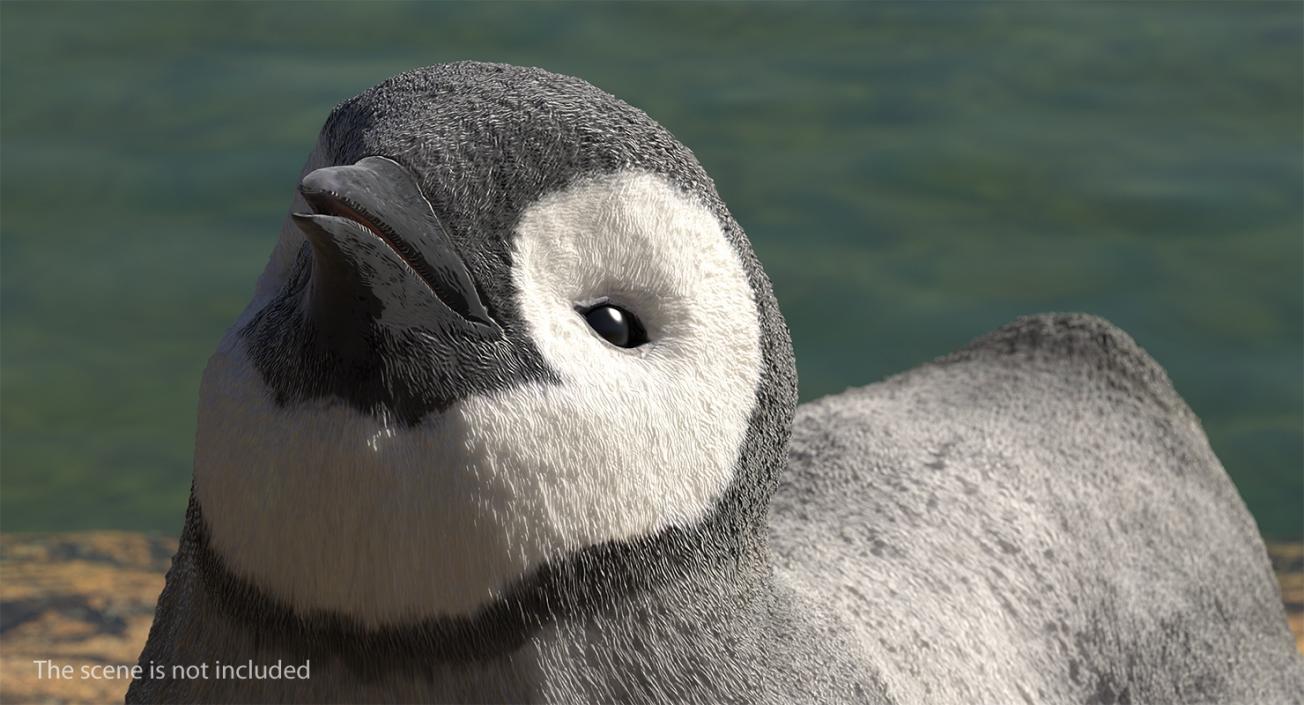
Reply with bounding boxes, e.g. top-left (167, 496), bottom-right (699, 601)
top-left (1, 2), bottom-right (1300, 541)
